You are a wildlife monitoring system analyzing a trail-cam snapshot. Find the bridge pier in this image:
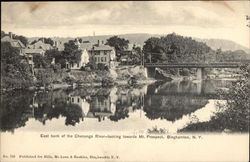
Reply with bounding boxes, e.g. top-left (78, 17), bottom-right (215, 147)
top-left (196, 68), bottom-right (206, 80)
top-left (176, 68), bottom-right (180, 76)
top-left (196, 81), bottom-right (202, 94)
top-left (145, 67), bottom-right (156, 78)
